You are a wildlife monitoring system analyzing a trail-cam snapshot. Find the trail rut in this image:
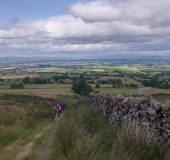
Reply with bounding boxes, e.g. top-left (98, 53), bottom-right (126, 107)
top-left (15, 126), bottom-right (49, 160)
top-left (38, 128), bottom-right (56, 160)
